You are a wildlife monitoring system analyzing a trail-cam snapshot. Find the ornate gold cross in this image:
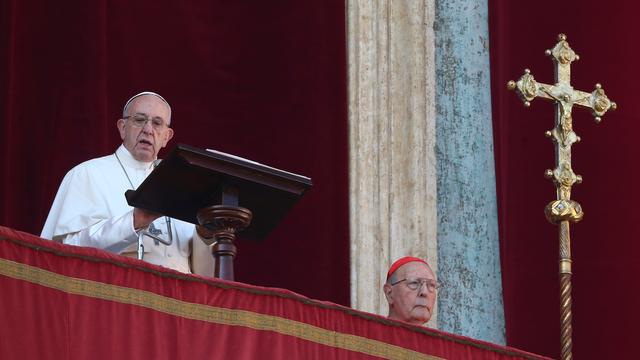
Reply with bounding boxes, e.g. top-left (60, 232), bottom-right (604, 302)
top-left (507, 34), bottom-right (616, 360)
